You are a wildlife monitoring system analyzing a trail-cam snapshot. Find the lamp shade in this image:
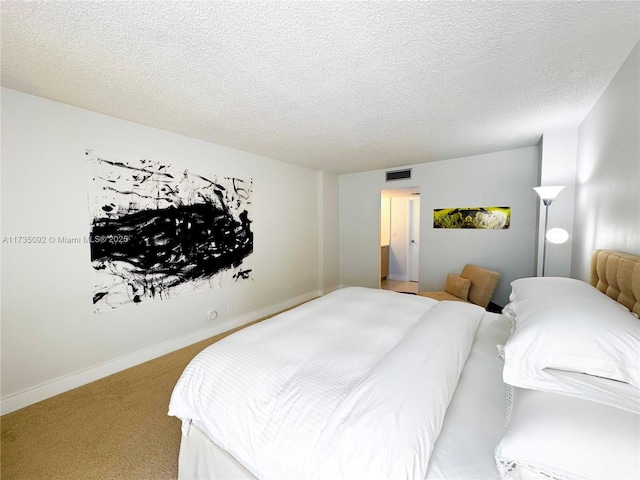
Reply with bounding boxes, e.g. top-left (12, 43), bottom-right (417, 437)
top-left (546, 228), bottom-right (569, 244)
top-left (533, 185), bottom-right (565, 201)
